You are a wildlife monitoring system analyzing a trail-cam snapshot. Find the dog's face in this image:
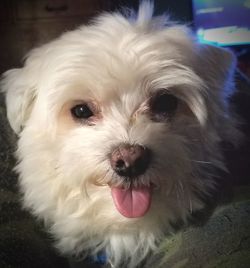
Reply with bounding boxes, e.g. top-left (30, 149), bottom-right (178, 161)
top-left (1, 2), bottom-right (237, 267)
